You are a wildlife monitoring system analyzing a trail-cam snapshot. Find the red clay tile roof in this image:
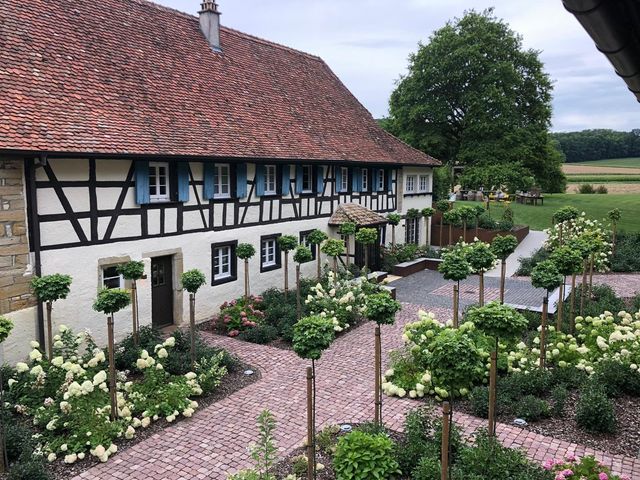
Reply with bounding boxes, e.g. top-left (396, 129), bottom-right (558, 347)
top-left (328, 203), bottom-right (388, 227)
top-left (0, 0), bottom-right (440, 166)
